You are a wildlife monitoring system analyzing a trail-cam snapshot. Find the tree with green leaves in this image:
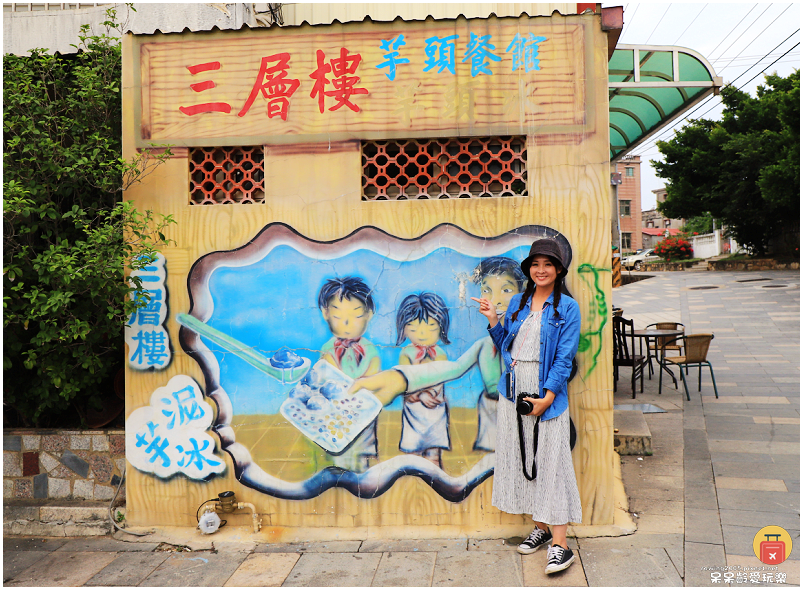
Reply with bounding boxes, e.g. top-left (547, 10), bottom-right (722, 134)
top-left (681, 213), bottom-right (715, 237)
top-left (653, 70), bottom-right (800, 256)
top-left (3, 8), bottom-right (174, 427)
